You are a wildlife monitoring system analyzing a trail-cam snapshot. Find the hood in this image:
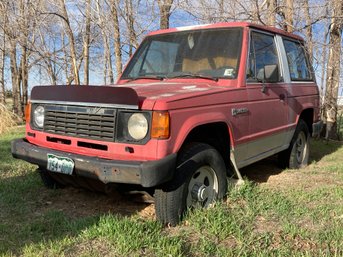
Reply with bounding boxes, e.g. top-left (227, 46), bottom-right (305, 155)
top-left (30, 81), bottom-right (234, 111)
top-left (118, 81), bottom-right (230, 110)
